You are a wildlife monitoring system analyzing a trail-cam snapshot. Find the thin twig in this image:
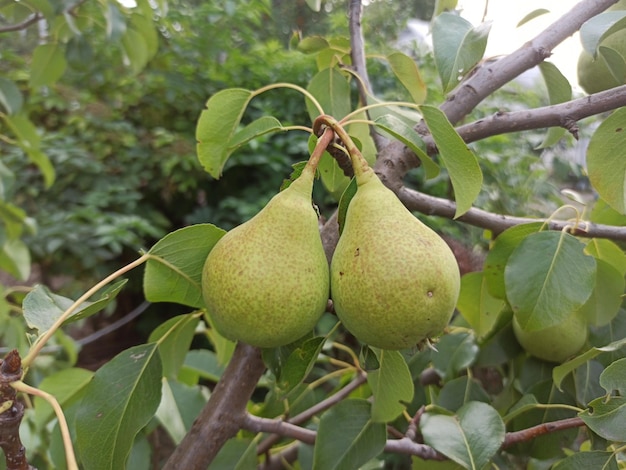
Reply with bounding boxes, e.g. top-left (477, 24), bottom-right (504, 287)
top-left (0, 13), bottom-right (42, 34)
top-left (397, 187), bottom-right (626, 240)
top-left (503, 417), bottom-right (586, 448)
top-left (256, 372), bottom-right (367, 455)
